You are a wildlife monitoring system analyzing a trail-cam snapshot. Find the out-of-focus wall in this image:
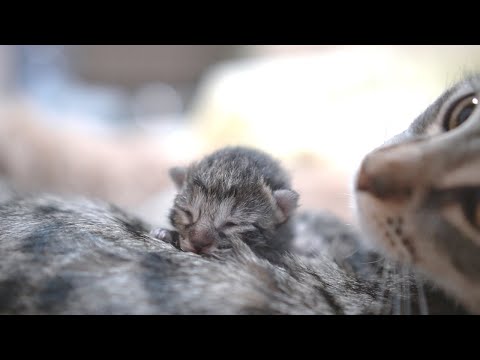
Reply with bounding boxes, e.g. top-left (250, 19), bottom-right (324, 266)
top-left (0, 46), bottom-right (14, 96)
top-left (191, 45), bottom-right (480, 169)
top-left (66, 45), bottom-right (239, 88)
